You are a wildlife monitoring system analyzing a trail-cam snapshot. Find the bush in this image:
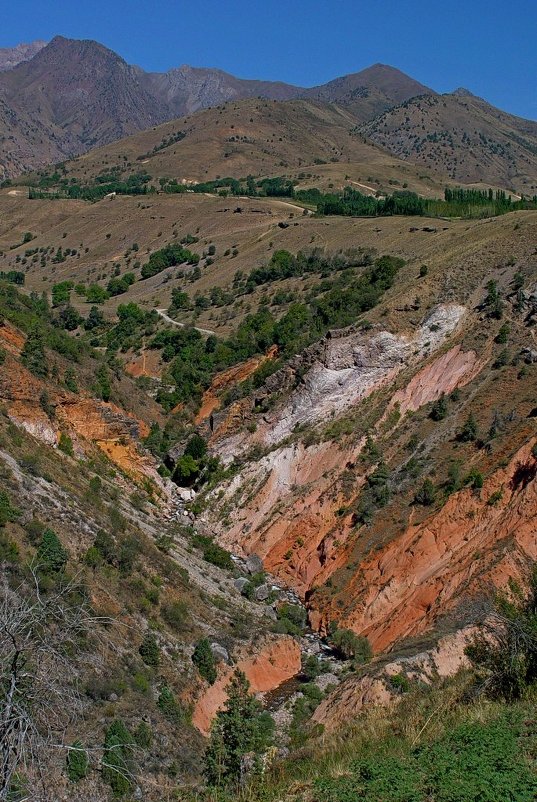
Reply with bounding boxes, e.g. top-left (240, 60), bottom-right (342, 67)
top-left (458, 413), bottom-right (478, 442)
top-left (58, 432), bottom-right (74, 456)
top-left (36, 529), bottom-right (68, 573)
top-left (430, 394), bottom-right (448, 421)
top-left (414, 478), bottom-right (436, 506)
top-left (0, 490), bottom-right (20, 528)
top-left (102, 720), bottom-right (134, 796)
top-left (66, 740), bottom-right (89, 782)
top-left (330, 628), bottom-right (372, 663)
top-left (465, 567), bottom-right (537, 700)
top-left (157, 684), bottom-right (184, 722)
top-left (161, 600), bottom-right (188, 632)
top-left (139, 632), bottom-right (160, 666)
top-left (192, 638), bottom-right (217, 684)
